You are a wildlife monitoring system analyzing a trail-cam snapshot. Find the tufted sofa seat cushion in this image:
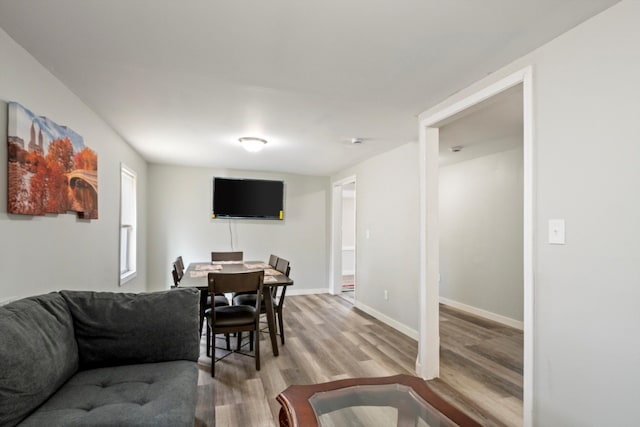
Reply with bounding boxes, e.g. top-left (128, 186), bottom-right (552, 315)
top-left (17, 361), bottom-right (198, 427)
